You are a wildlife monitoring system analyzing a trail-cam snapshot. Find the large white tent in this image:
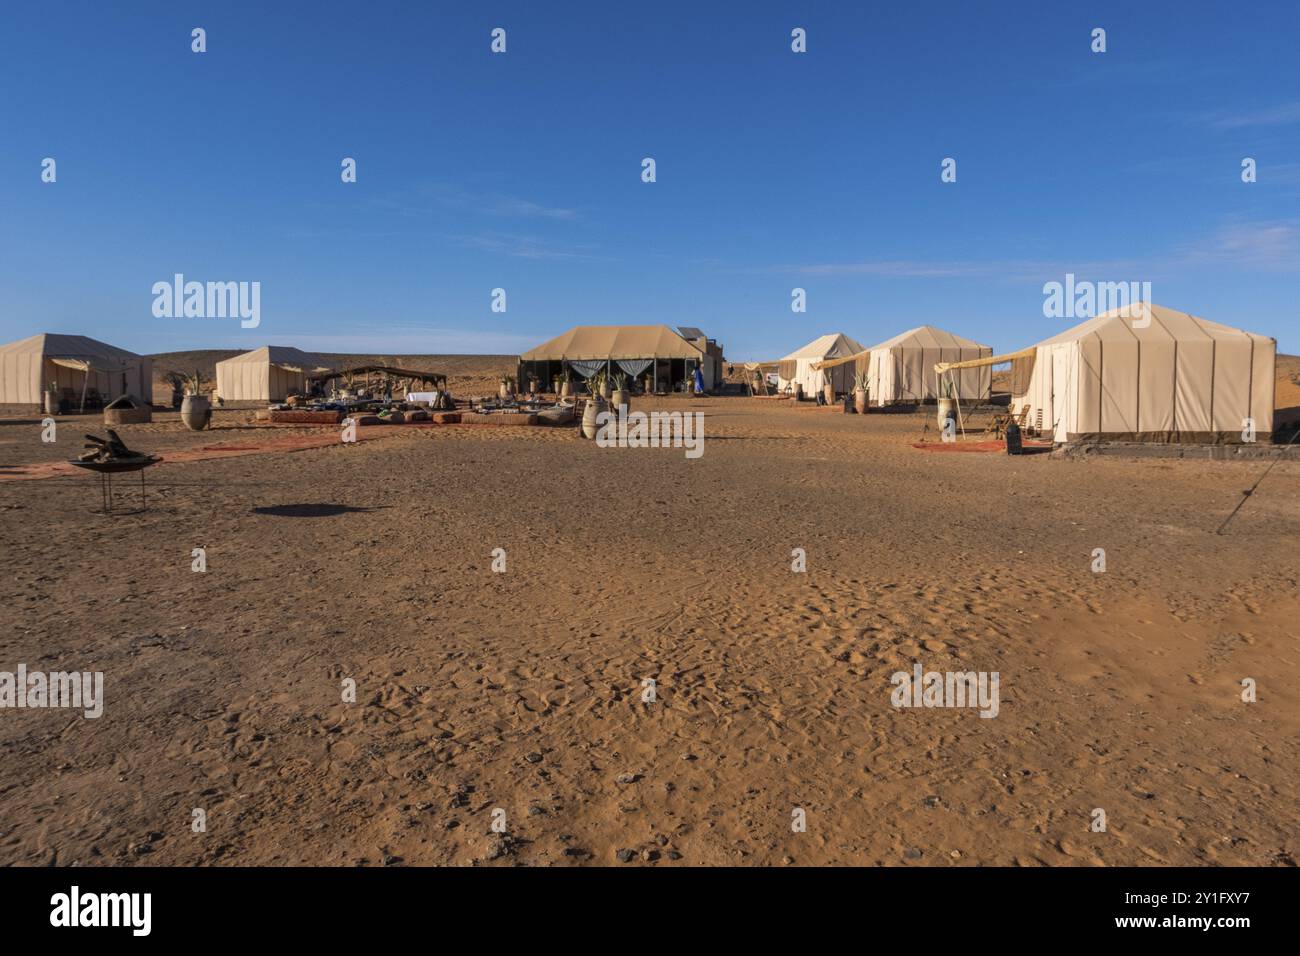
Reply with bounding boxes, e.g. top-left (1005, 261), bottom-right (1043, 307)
top-left (214, 346), bottom-right (334, 402)
top-left (0, 333), bottom-right (152, 408)
top-left (814, 326), bottom-right (992, 406)
top-left (1013, 304), bottom-right (1275, 443)
top-left (777, 333), bottom-right (866, 398)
